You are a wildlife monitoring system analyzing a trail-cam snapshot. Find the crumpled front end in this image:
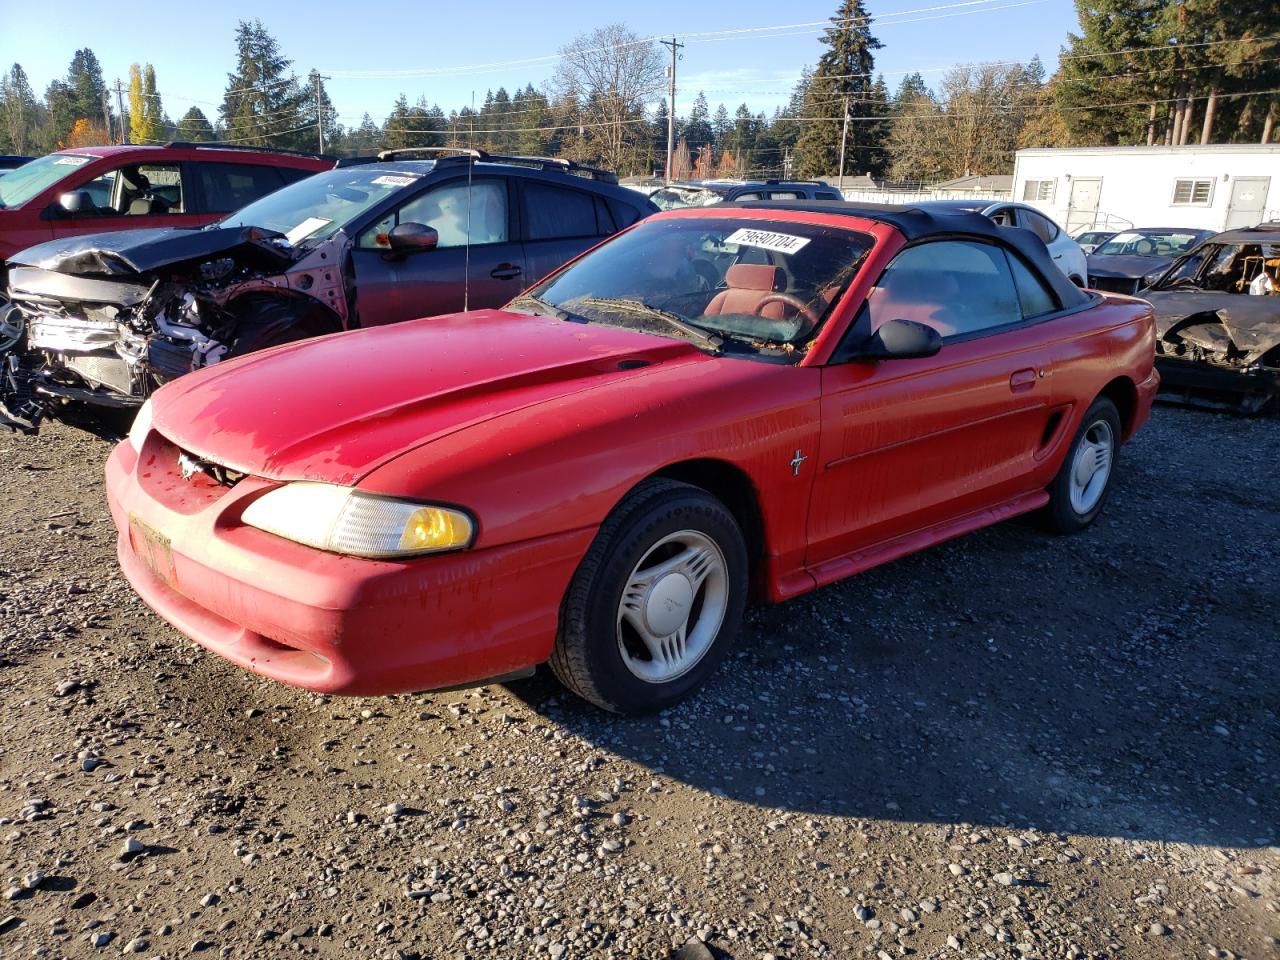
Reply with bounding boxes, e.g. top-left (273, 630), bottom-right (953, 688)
top-left (1, 228), bottom-right (349, 433)
top-left (1148, 291), bottom-right (1280, 414)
